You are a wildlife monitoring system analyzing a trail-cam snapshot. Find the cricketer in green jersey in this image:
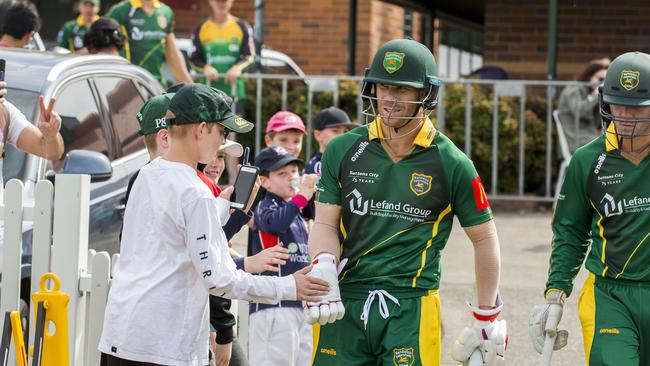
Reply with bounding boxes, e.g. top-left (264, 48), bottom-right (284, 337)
top-left (530, 52), bottom-right (650, 366)
top-left (306, 39), bottom-right (507, 366)
top-left (108, 0), bottom-right (191, 86)
top-left (57, 0), bottom-right (100, 52)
